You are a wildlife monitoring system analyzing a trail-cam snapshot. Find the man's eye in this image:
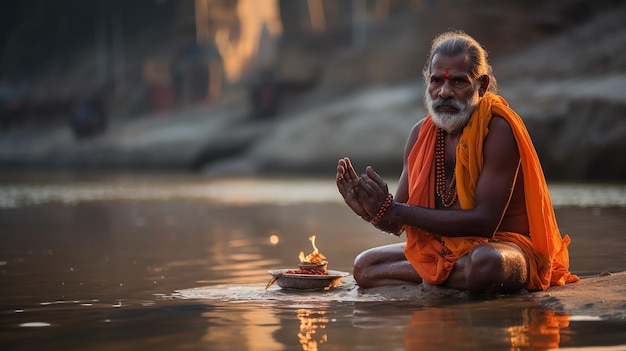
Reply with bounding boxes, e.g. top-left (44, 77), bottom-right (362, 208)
top-left (453, 78), bottom-right (470, 87)
top-left (431, 77), bottom-right (442, 84)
